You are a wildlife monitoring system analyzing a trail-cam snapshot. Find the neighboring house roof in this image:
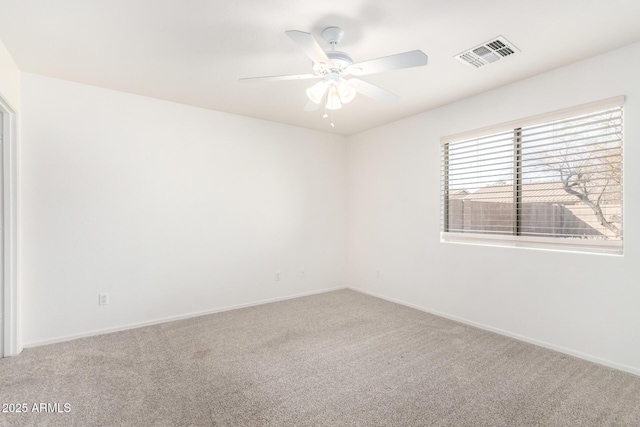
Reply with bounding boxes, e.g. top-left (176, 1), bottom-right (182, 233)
top-left (448, 189), bottom-right (469, 199)
top-left (459, 182), bottom-right (580, 204)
